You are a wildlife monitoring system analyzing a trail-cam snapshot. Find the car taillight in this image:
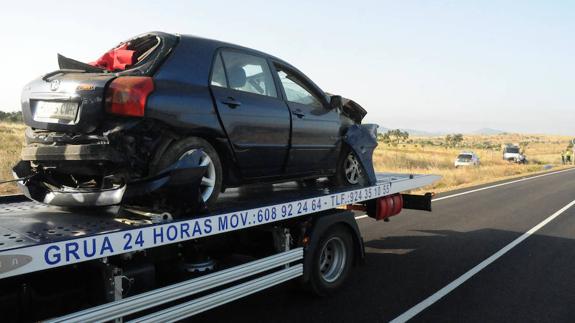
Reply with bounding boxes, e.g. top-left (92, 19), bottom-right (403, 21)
top-left (105, 76), bottom-right (154, 117)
